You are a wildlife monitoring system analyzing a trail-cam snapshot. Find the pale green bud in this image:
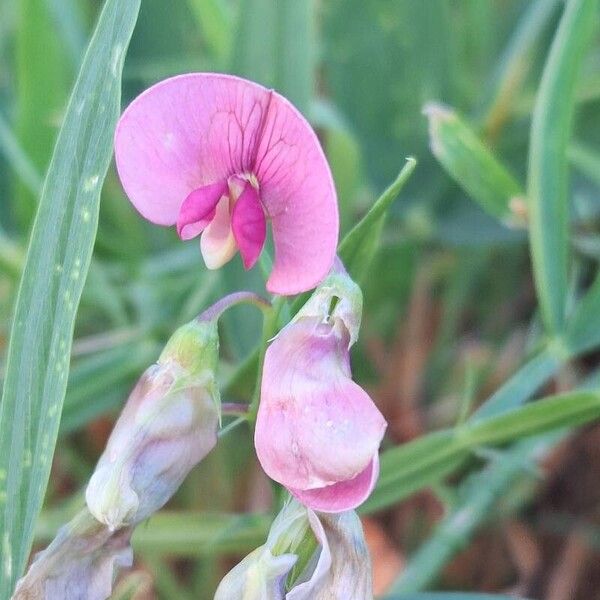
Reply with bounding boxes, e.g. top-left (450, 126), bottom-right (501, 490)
top-left (86, 319), bottom-right (220, 530)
